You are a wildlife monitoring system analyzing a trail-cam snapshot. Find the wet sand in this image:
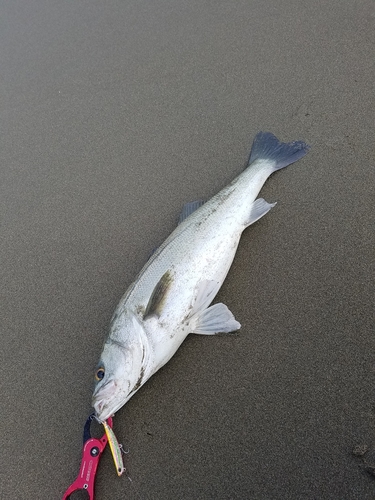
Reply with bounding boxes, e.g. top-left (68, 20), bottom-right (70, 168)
top-left (1, 1), bottom-right (374, 498)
